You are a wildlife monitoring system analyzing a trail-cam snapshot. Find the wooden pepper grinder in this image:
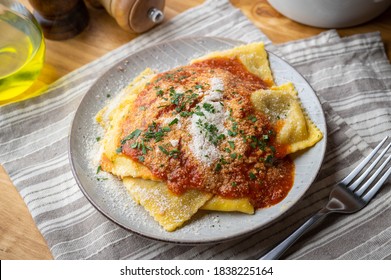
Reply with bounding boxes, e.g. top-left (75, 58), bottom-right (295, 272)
top-left (86, 0), bottom-right (165, 33)
top-left (28, 0), bottom-right (89, 40)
